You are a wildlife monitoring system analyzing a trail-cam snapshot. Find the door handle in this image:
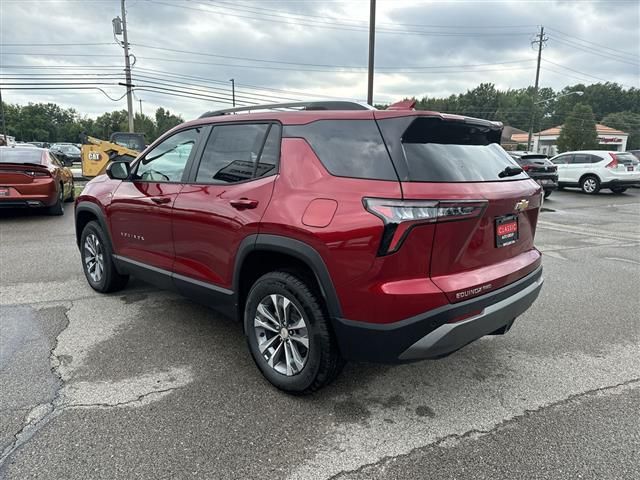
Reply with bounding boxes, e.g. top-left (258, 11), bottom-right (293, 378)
top-left (150, 196), bottom-right (171, 205)
top-left (229, 198), bottom-right (259, 210)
